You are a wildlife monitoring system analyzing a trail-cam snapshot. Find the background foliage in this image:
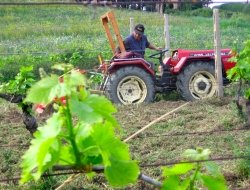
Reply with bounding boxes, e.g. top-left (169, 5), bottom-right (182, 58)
top-left (0, 4), bottom-right (249, 82)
